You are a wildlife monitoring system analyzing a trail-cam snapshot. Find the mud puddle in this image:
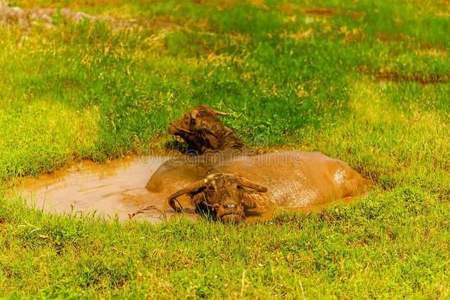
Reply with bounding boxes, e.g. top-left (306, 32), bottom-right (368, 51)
top-left (16, 156), bottom-right (196, 223)
top-left (16, 153), bottom-right (364, 223)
